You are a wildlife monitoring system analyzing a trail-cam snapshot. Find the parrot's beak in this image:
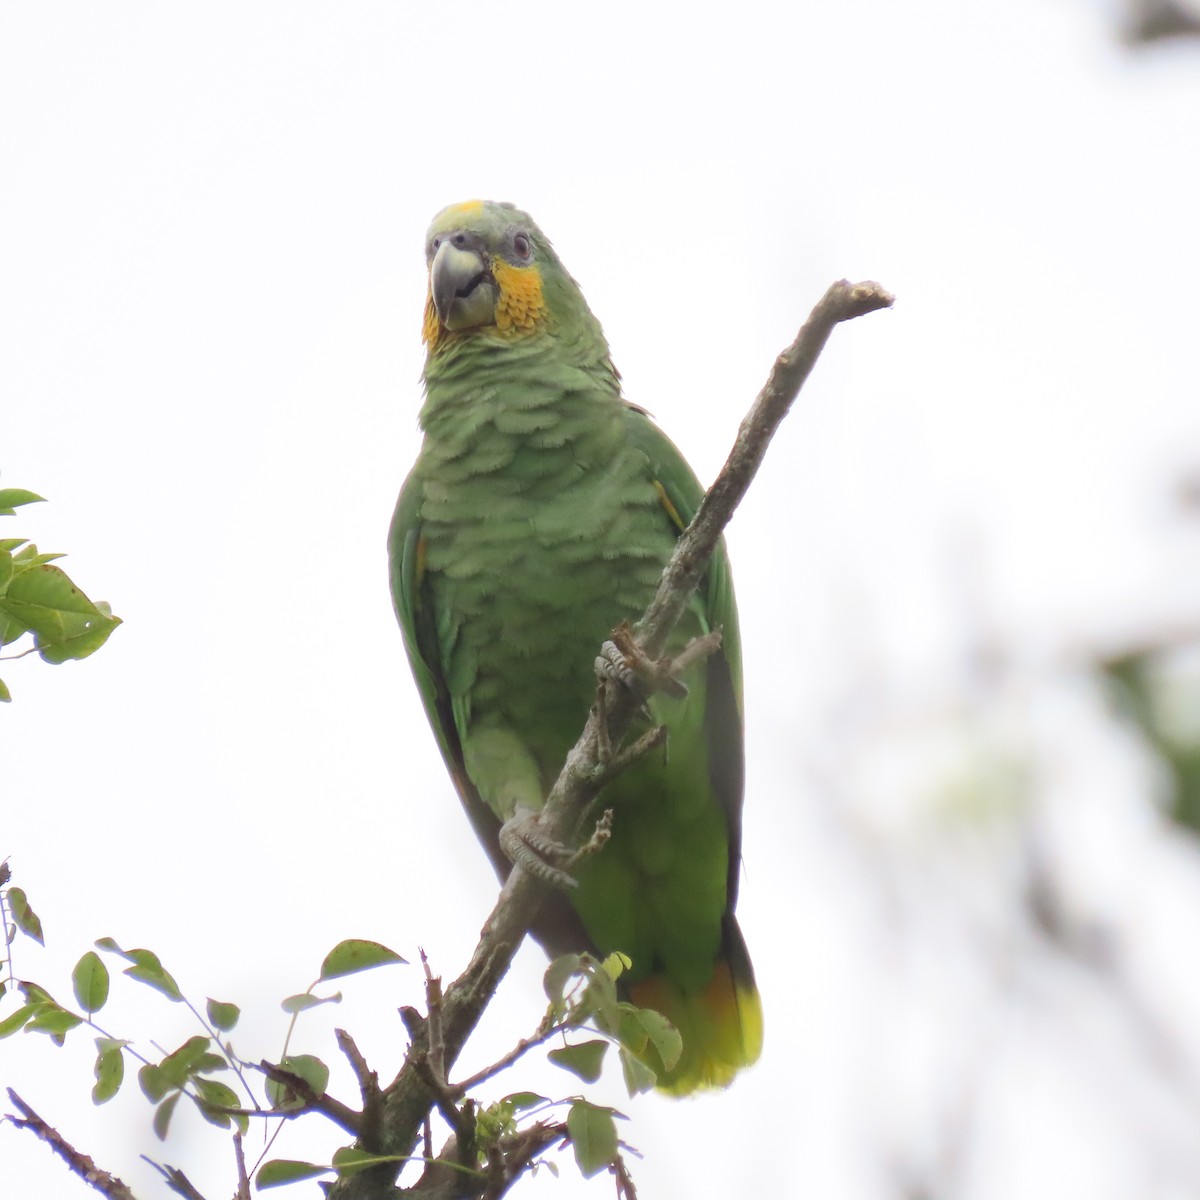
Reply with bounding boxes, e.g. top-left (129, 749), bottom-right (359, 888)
top-left (430, 238), bottom-right (497, 331)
